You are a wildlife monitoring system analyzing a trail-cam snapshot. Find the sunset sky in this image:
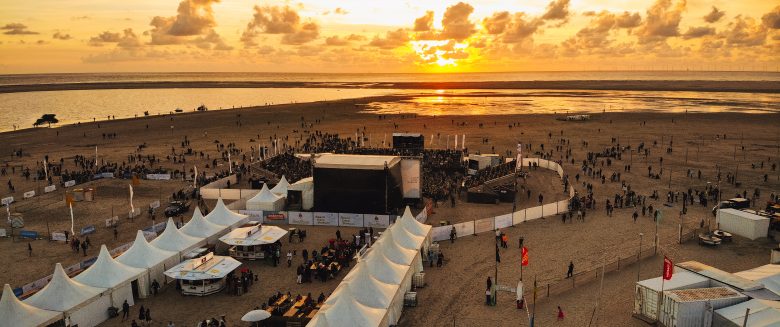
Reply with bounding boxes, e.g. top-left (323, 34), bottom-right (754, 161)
top-left (1, 0), bottom-right (778, 73)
